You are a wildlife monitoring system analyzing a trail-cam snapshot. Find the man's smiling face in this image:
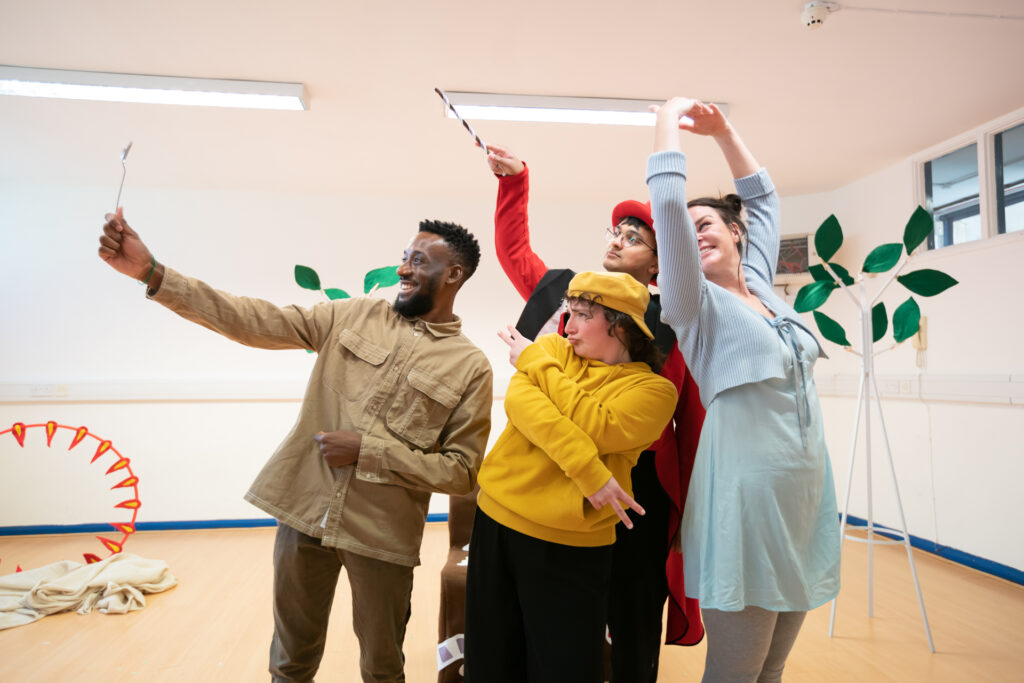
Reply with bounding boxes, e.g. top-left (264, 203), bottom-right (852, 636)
top-left (393, 232), bottom-right (453, 319)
